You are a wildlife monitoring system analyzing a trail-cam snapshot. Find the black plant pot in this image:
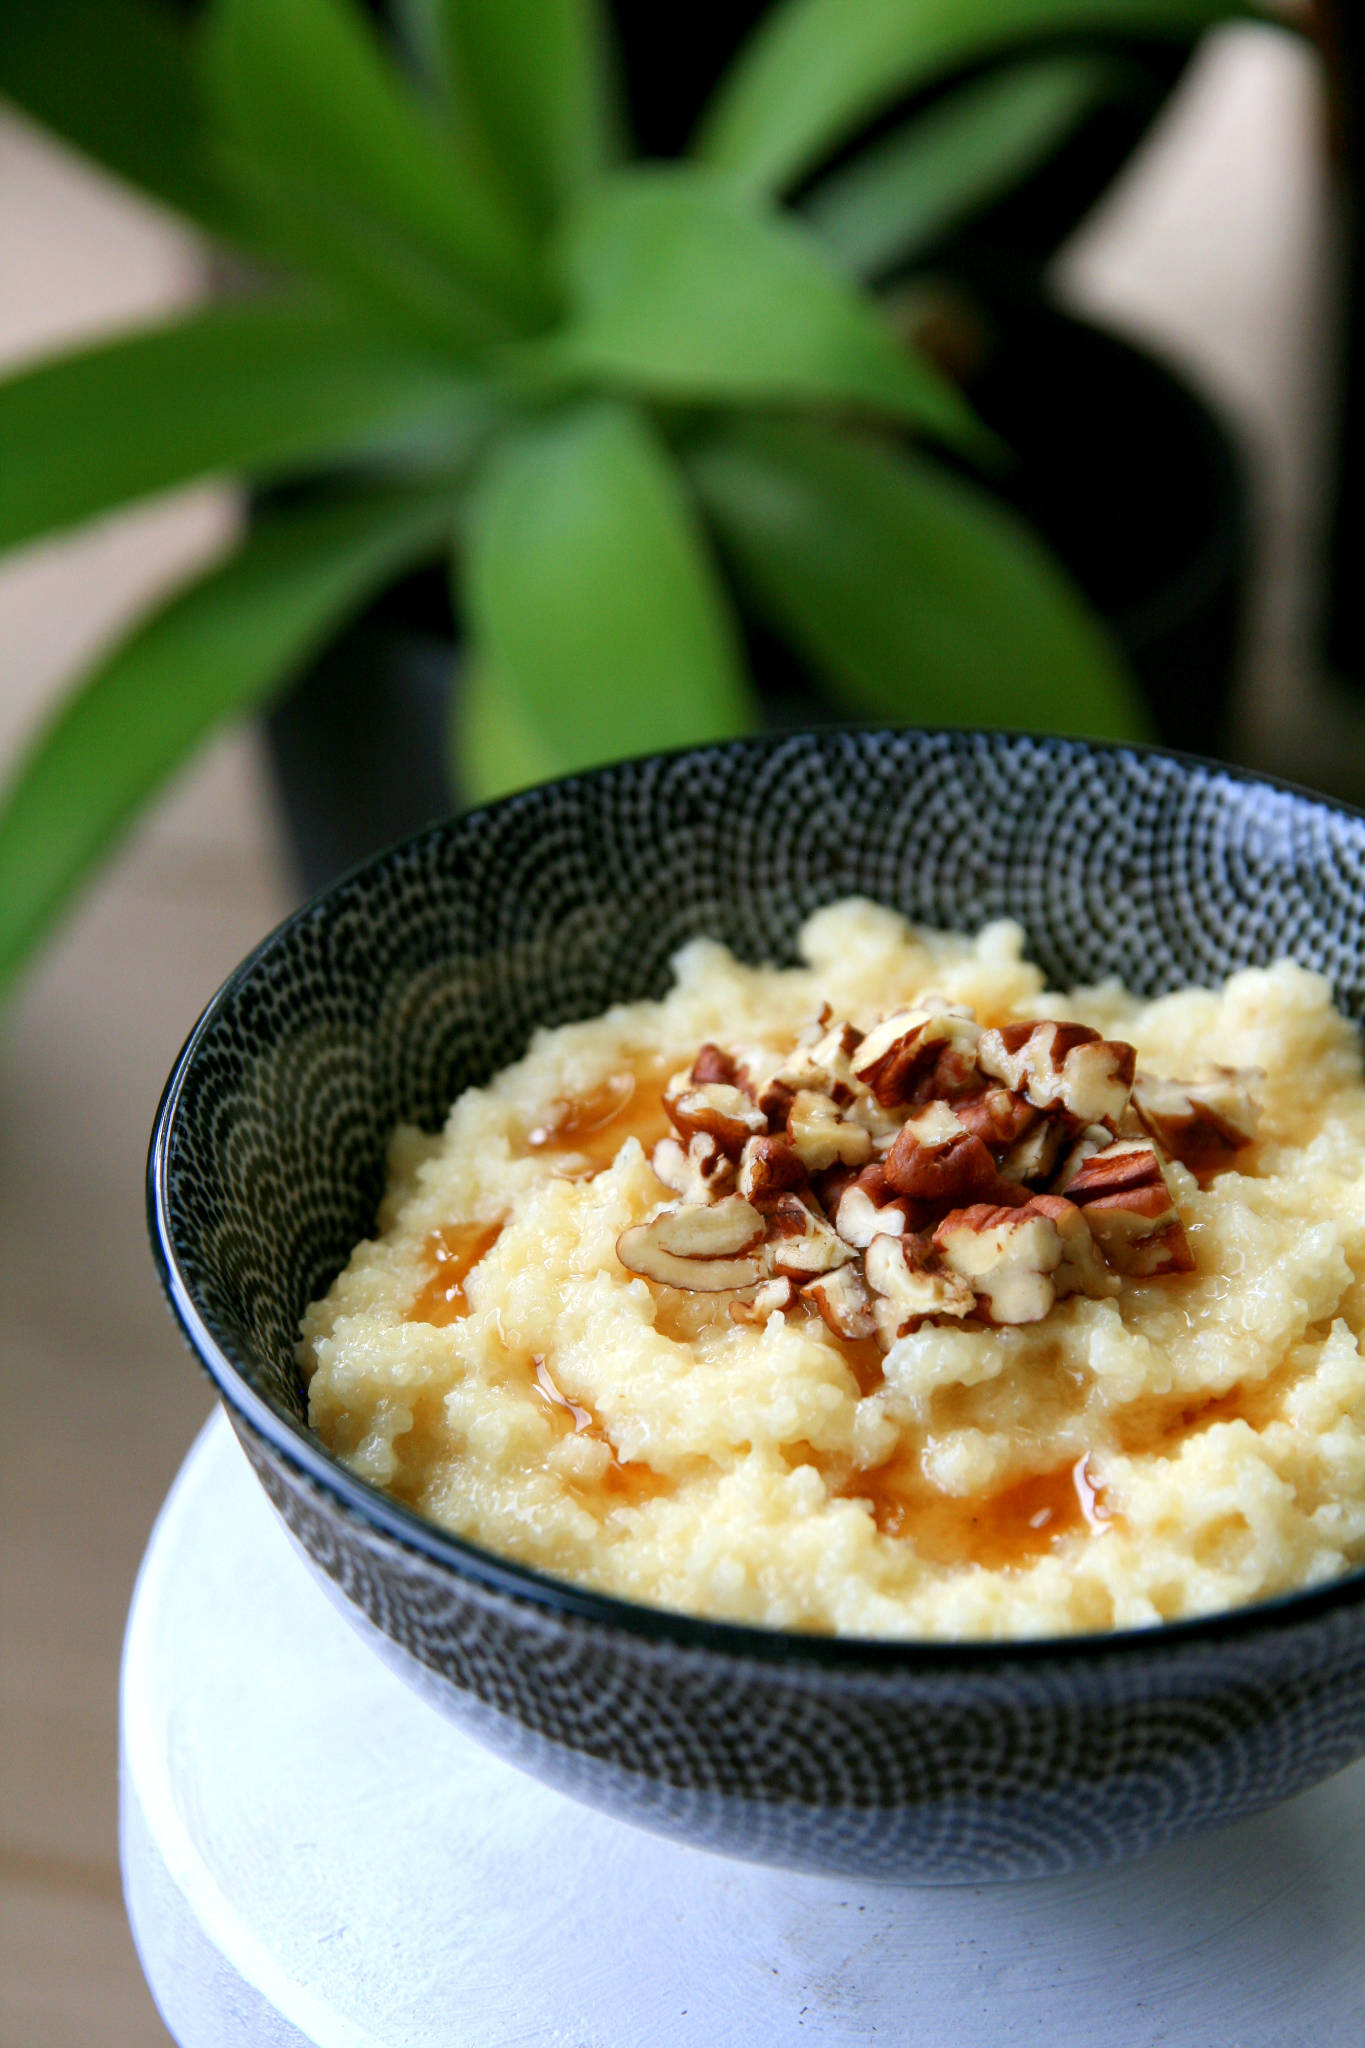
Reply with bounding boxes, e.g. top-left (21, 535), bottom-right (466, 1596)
top-left (264, 295), bottom-right (1248, 899)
